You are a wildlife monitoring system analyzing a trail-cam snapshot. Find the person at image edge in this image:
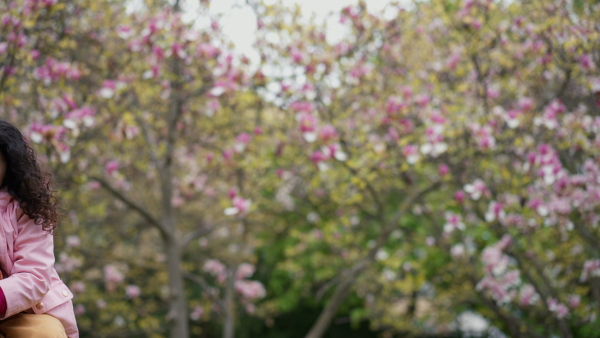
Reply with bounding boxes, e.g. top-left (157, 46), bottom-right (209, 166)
top-left (0, 119), bottom-right (78, 337)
